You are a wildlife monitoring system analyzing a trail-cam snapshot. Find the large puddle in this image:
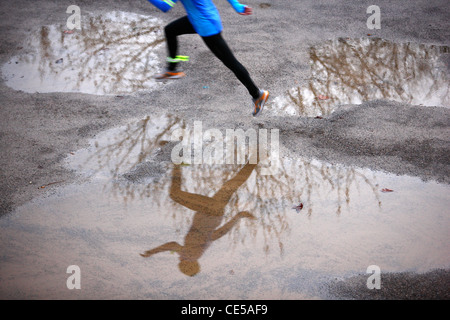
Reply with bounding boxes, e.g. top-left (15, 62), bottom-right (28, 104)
top-left (268, 38), bottom-right (450, 116)
top-left (1, 11), bottom-right (164, 95)
top-left (1, 115), bottom-right (449, 299)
